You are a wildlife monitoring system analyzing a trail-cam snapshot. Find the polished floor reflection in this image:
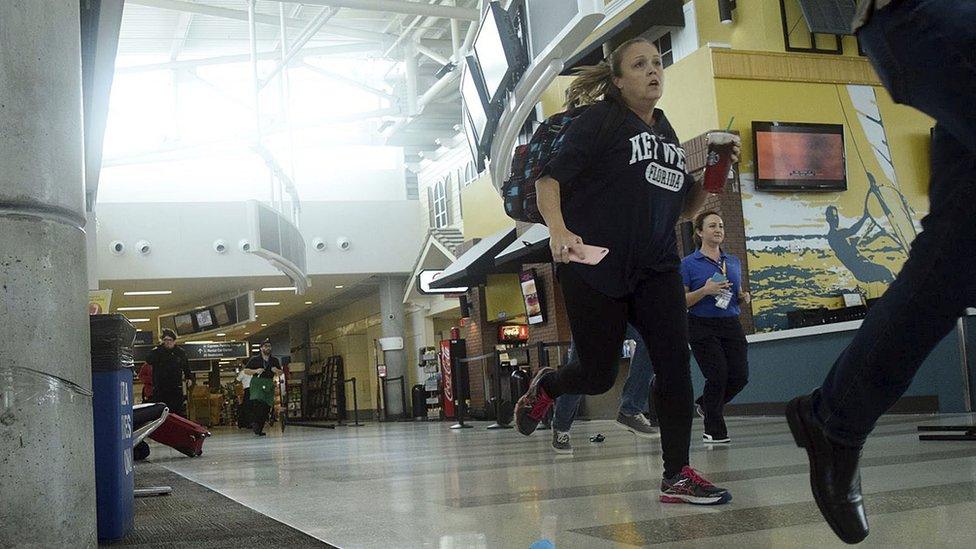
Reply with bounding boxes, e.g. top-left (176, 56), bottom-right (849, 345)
top-left (150, 414), bottom-right (976, 548)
